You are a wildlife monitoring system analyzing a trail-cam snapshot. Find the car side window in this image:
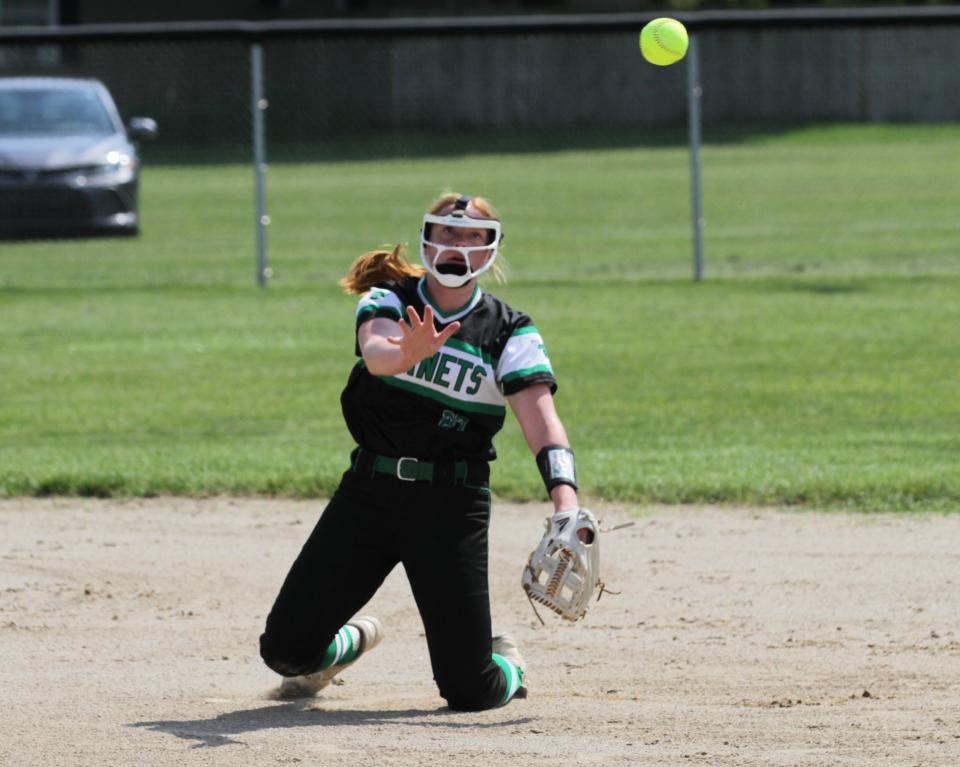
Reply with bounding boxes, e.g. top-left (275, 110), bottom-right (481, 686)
top-left (0, 93), bottom-right (24, 134)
